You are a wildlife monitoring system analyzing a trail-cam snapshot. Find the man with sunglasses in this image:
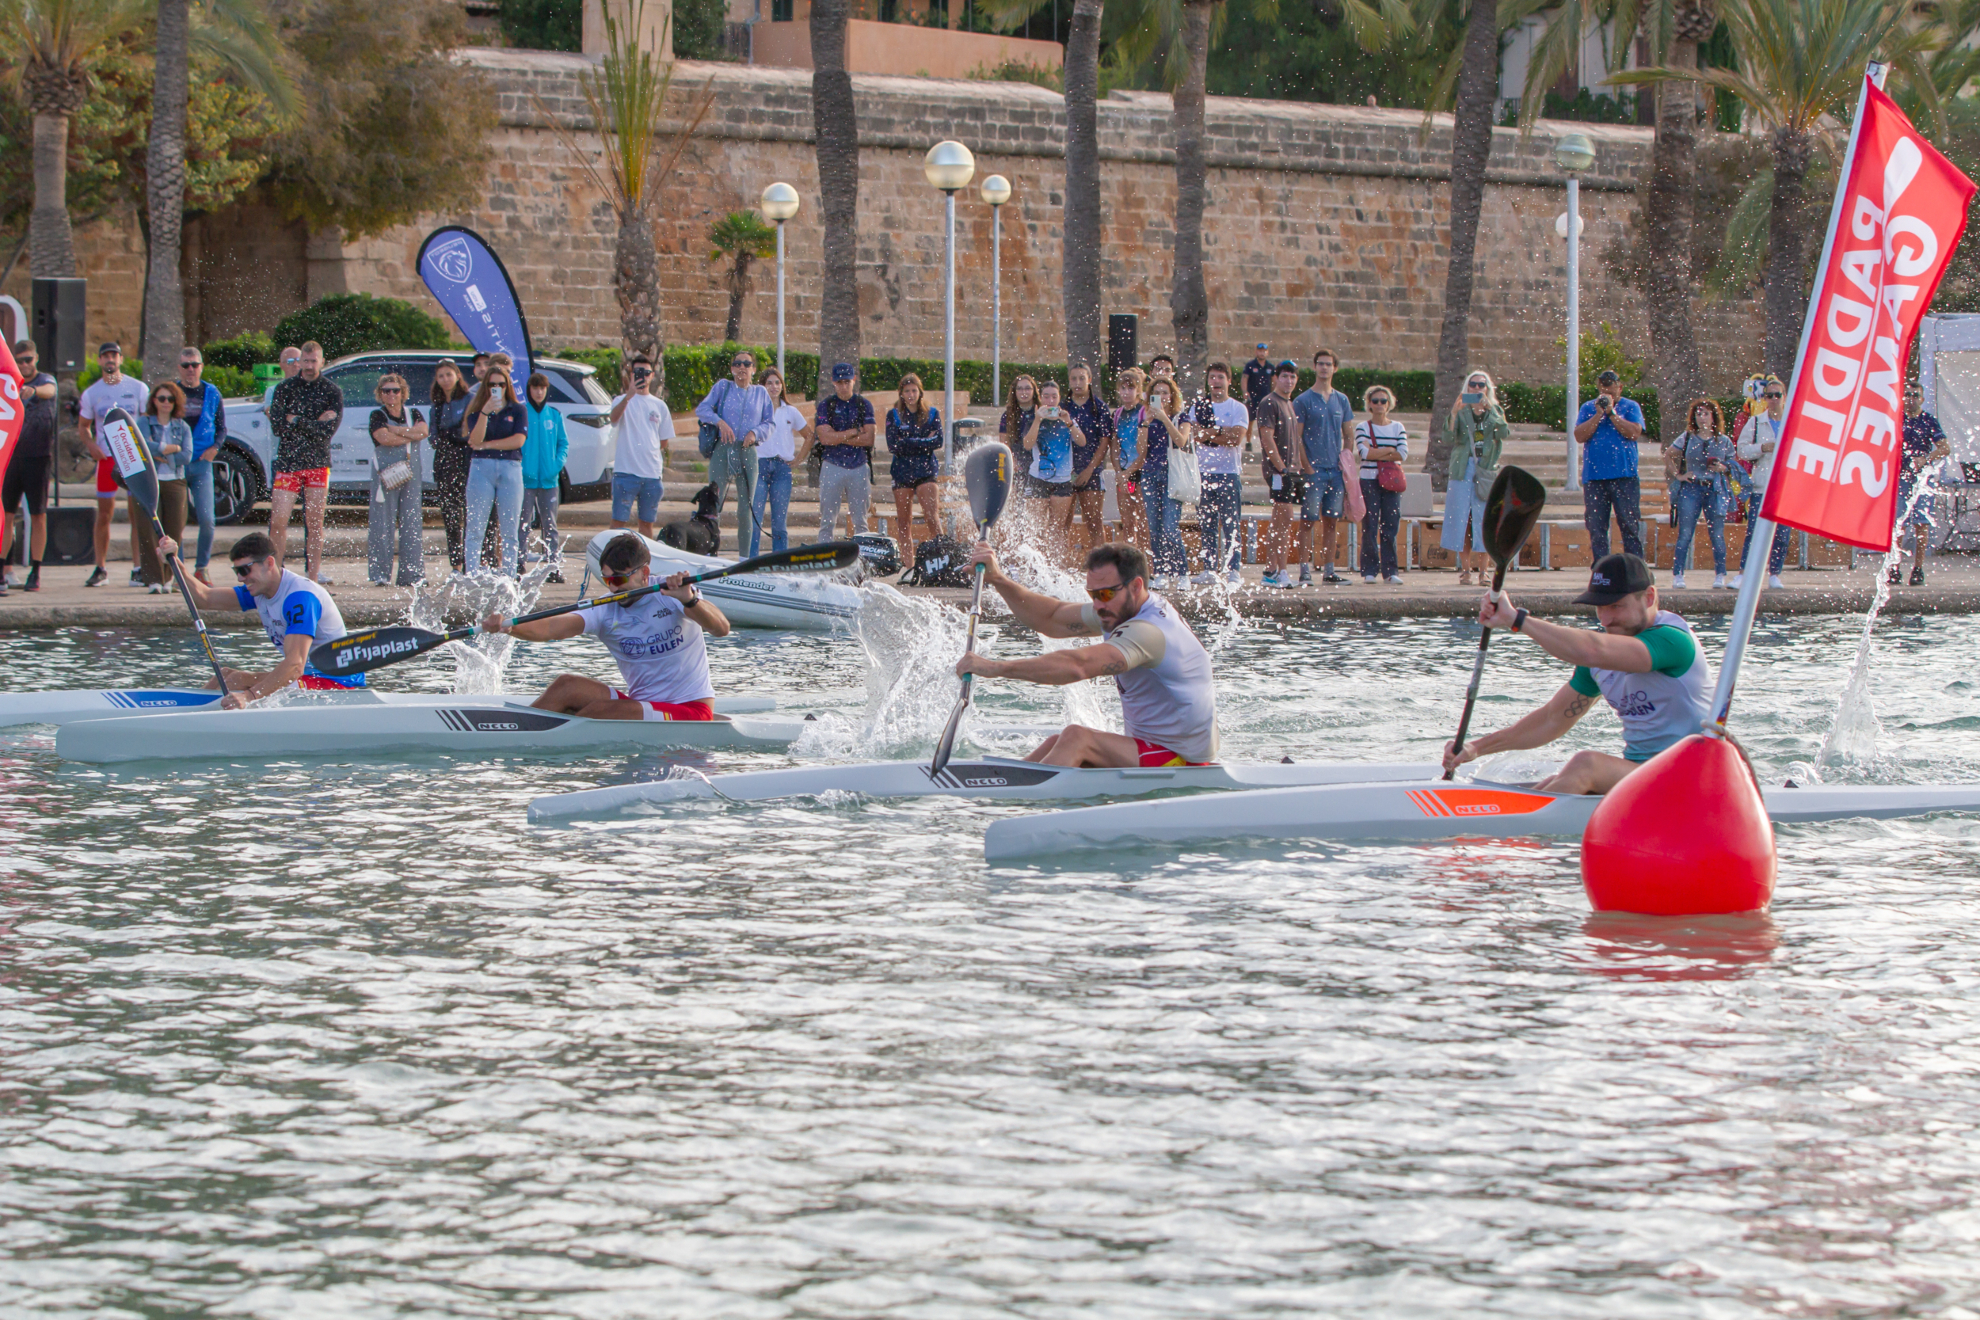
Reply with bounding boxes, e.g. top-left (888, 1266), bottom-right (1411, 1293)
top-left (1732, 373), bottom-right (1789, 589)
top-left (480, 533), bottom-right (730, 721)
top-left (955, 541), bottom-right (1218, 768)
top-left (155, 530), bottom-right (360, 708)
